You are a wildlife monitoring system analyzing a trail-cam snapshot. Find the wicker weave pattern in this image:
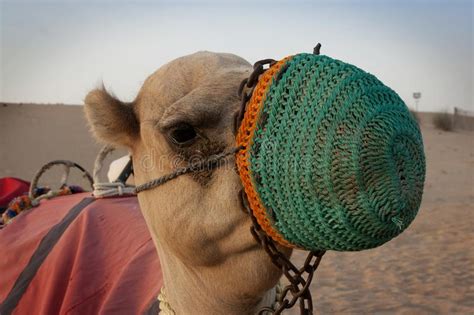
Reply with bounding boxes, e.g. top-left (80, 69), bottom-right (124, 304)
top-left (236, 57), bottom-right (295, 248)
top-left (237, 53), bottom-right (425, 251)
